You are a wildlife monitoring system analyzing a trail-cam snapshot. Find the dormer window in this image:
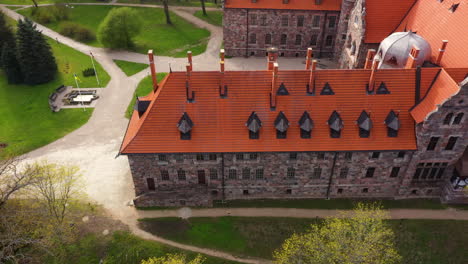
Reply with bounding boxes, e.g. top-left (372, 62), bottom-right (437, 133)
top-left (385, 110), bottom-right (400, 137)
top-left (298, 111), bottom-right (313, 138)
top-left (177, 112), bottom-right (194, 140)
top-left (357, 110), bottom-right (372, 138)
top-left (275, 111), bottom-right (290, 139)
top-left (320, 82), bottom-right (335, 95)
top-left (328, 111), bottom-right (343, 138)
top-left (376, 82), bottom-right (390, 94)
top-left (134, 97), bottom-right (150, 117)
top-left (449, 3), bottom-right (459, 13)
top-left (246, 112), bottom-right (262, 139)
top-left (277, 83), bottom-right (289, 95)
